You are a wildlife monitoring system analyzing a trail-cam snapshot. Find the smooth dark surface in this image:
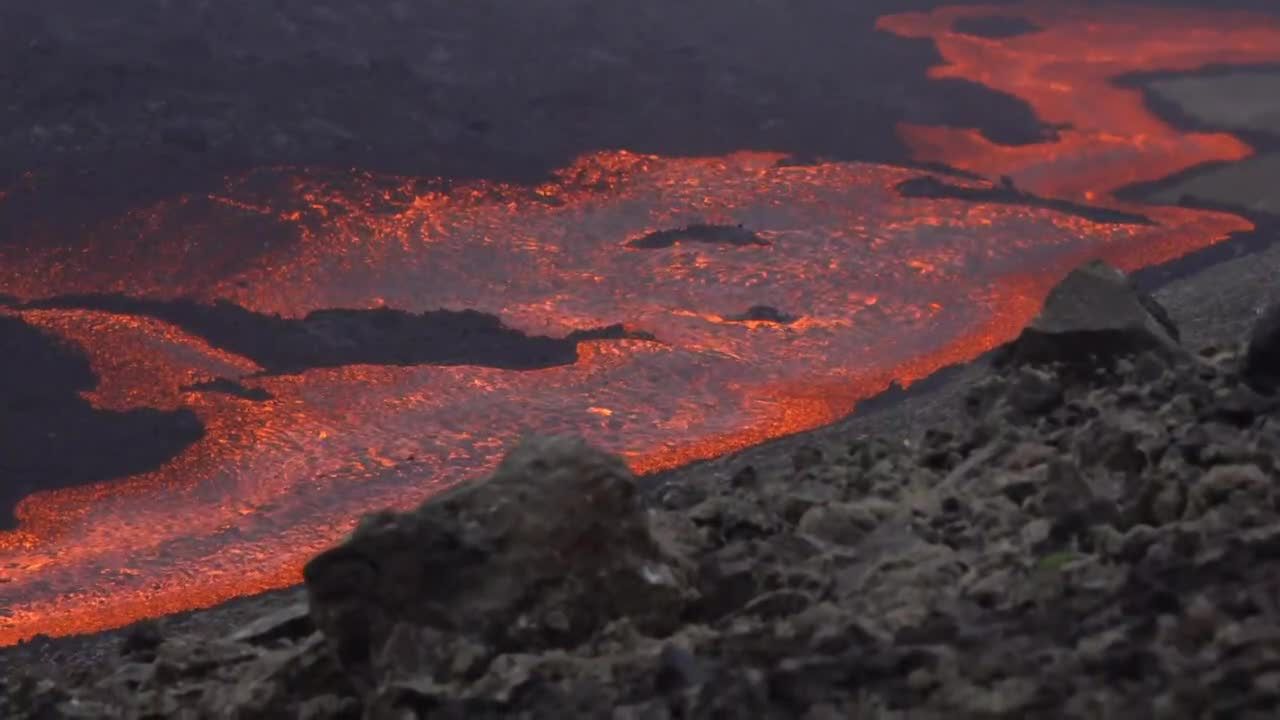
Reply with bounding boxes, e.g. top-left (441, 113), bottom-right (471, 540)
top-left (21, 294), bottom-right (648, 375)
top-left (0, 315), bottom-right (203, 529)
